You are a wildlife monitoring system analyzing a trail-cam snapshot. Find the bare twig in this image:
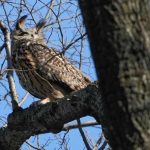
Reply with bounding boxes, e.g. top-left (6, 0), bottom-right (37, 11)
top-left (0, 21), bottom-right (19, 111)
top-left (1, 3), bottom-right (11, 31)
top-left (99, 141), bottom-right (108, 150)
top-left (0, 44), bottom-right (5, 54)
top-left (64, 33), bottom-right (87, 52)
top-left (19, 92), bottom-right (29, 106)
top-left (45, 0), bottom-right (55, 20)
top-left (26, 141), bottom-right (41, 150)
top-left (93, 134), bottom-right (104, 150)
top-left (57, 130), bottom-right (69, 150)
top-left (22, 0), bottom-right (36, 24)
top-left (77, 119), bottom-right (92, 150)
